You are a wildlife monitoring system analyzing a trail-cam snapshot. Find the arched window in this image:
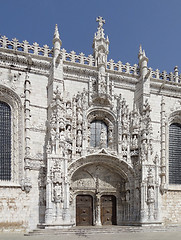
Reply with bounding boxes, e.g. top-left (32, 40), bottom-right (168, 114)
top-left (169, 123), bottom-right (181, 184)
top-left (0, 101), bottom-right (11, 180)
top-left (90, 120), bottom-right (108, 148)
